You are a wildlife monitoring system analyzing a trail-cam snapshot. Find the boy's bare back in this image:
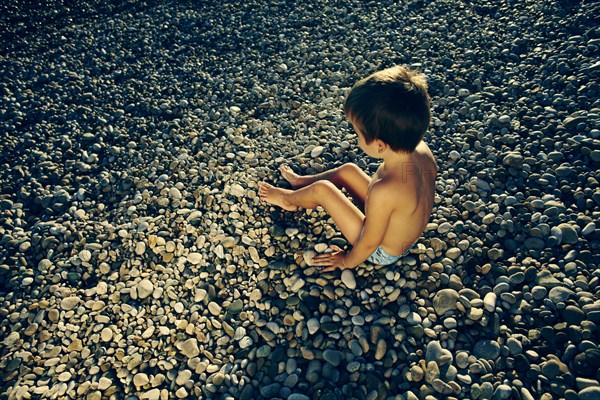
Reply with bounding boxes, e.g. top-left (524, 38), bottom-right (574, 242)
top-left (368, 141), bottom-right (437, 256)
